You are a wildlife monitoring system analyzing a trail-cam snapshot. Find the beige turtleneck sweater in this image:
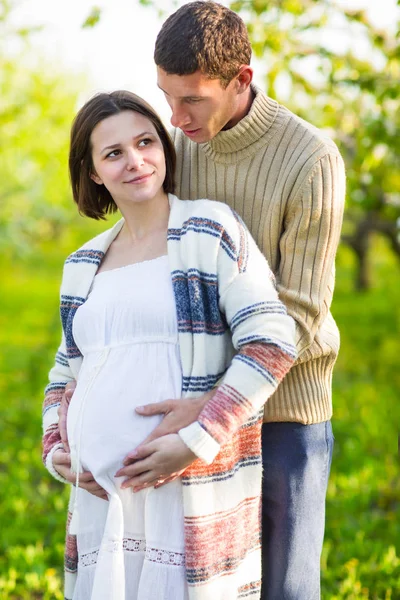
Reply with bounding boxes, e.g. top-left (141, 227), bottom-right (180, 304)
top-left (171, 86), bottom-right (346, 424)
